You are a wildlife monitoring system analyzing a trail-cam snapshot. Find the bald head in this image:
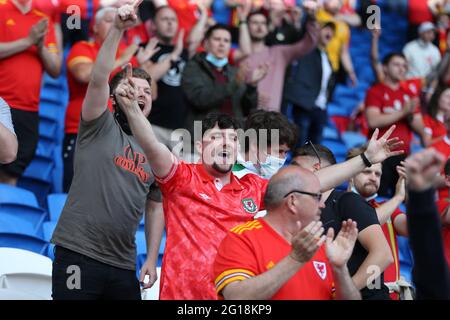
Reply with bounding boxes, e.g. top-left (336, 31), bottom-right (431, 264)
top-left (264, 166), bottom-right (320, 210)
